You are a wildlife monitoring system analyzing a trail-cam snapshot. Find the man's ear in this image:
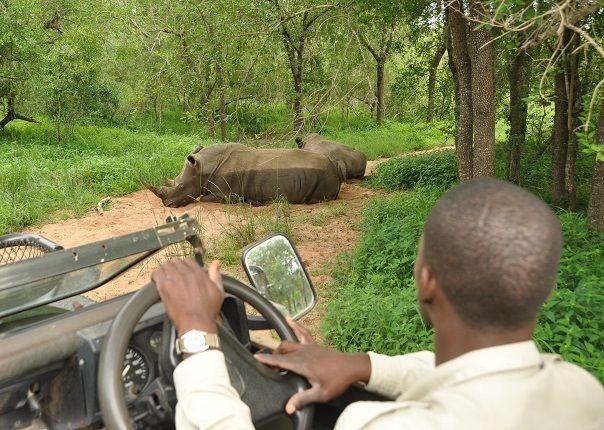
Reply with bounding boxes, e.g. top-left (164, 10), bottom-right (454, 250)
top-left (417, 265), bottom-right (438, 304)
